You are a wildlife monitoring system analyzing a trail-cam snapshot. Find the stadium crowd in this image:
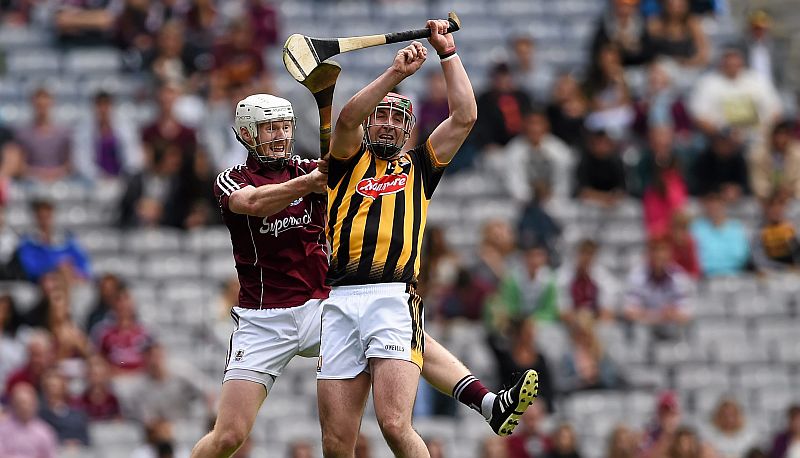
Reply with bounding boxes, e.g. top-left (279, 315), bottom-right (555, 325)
top-left (0, 0), bottom-right (799, 457)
